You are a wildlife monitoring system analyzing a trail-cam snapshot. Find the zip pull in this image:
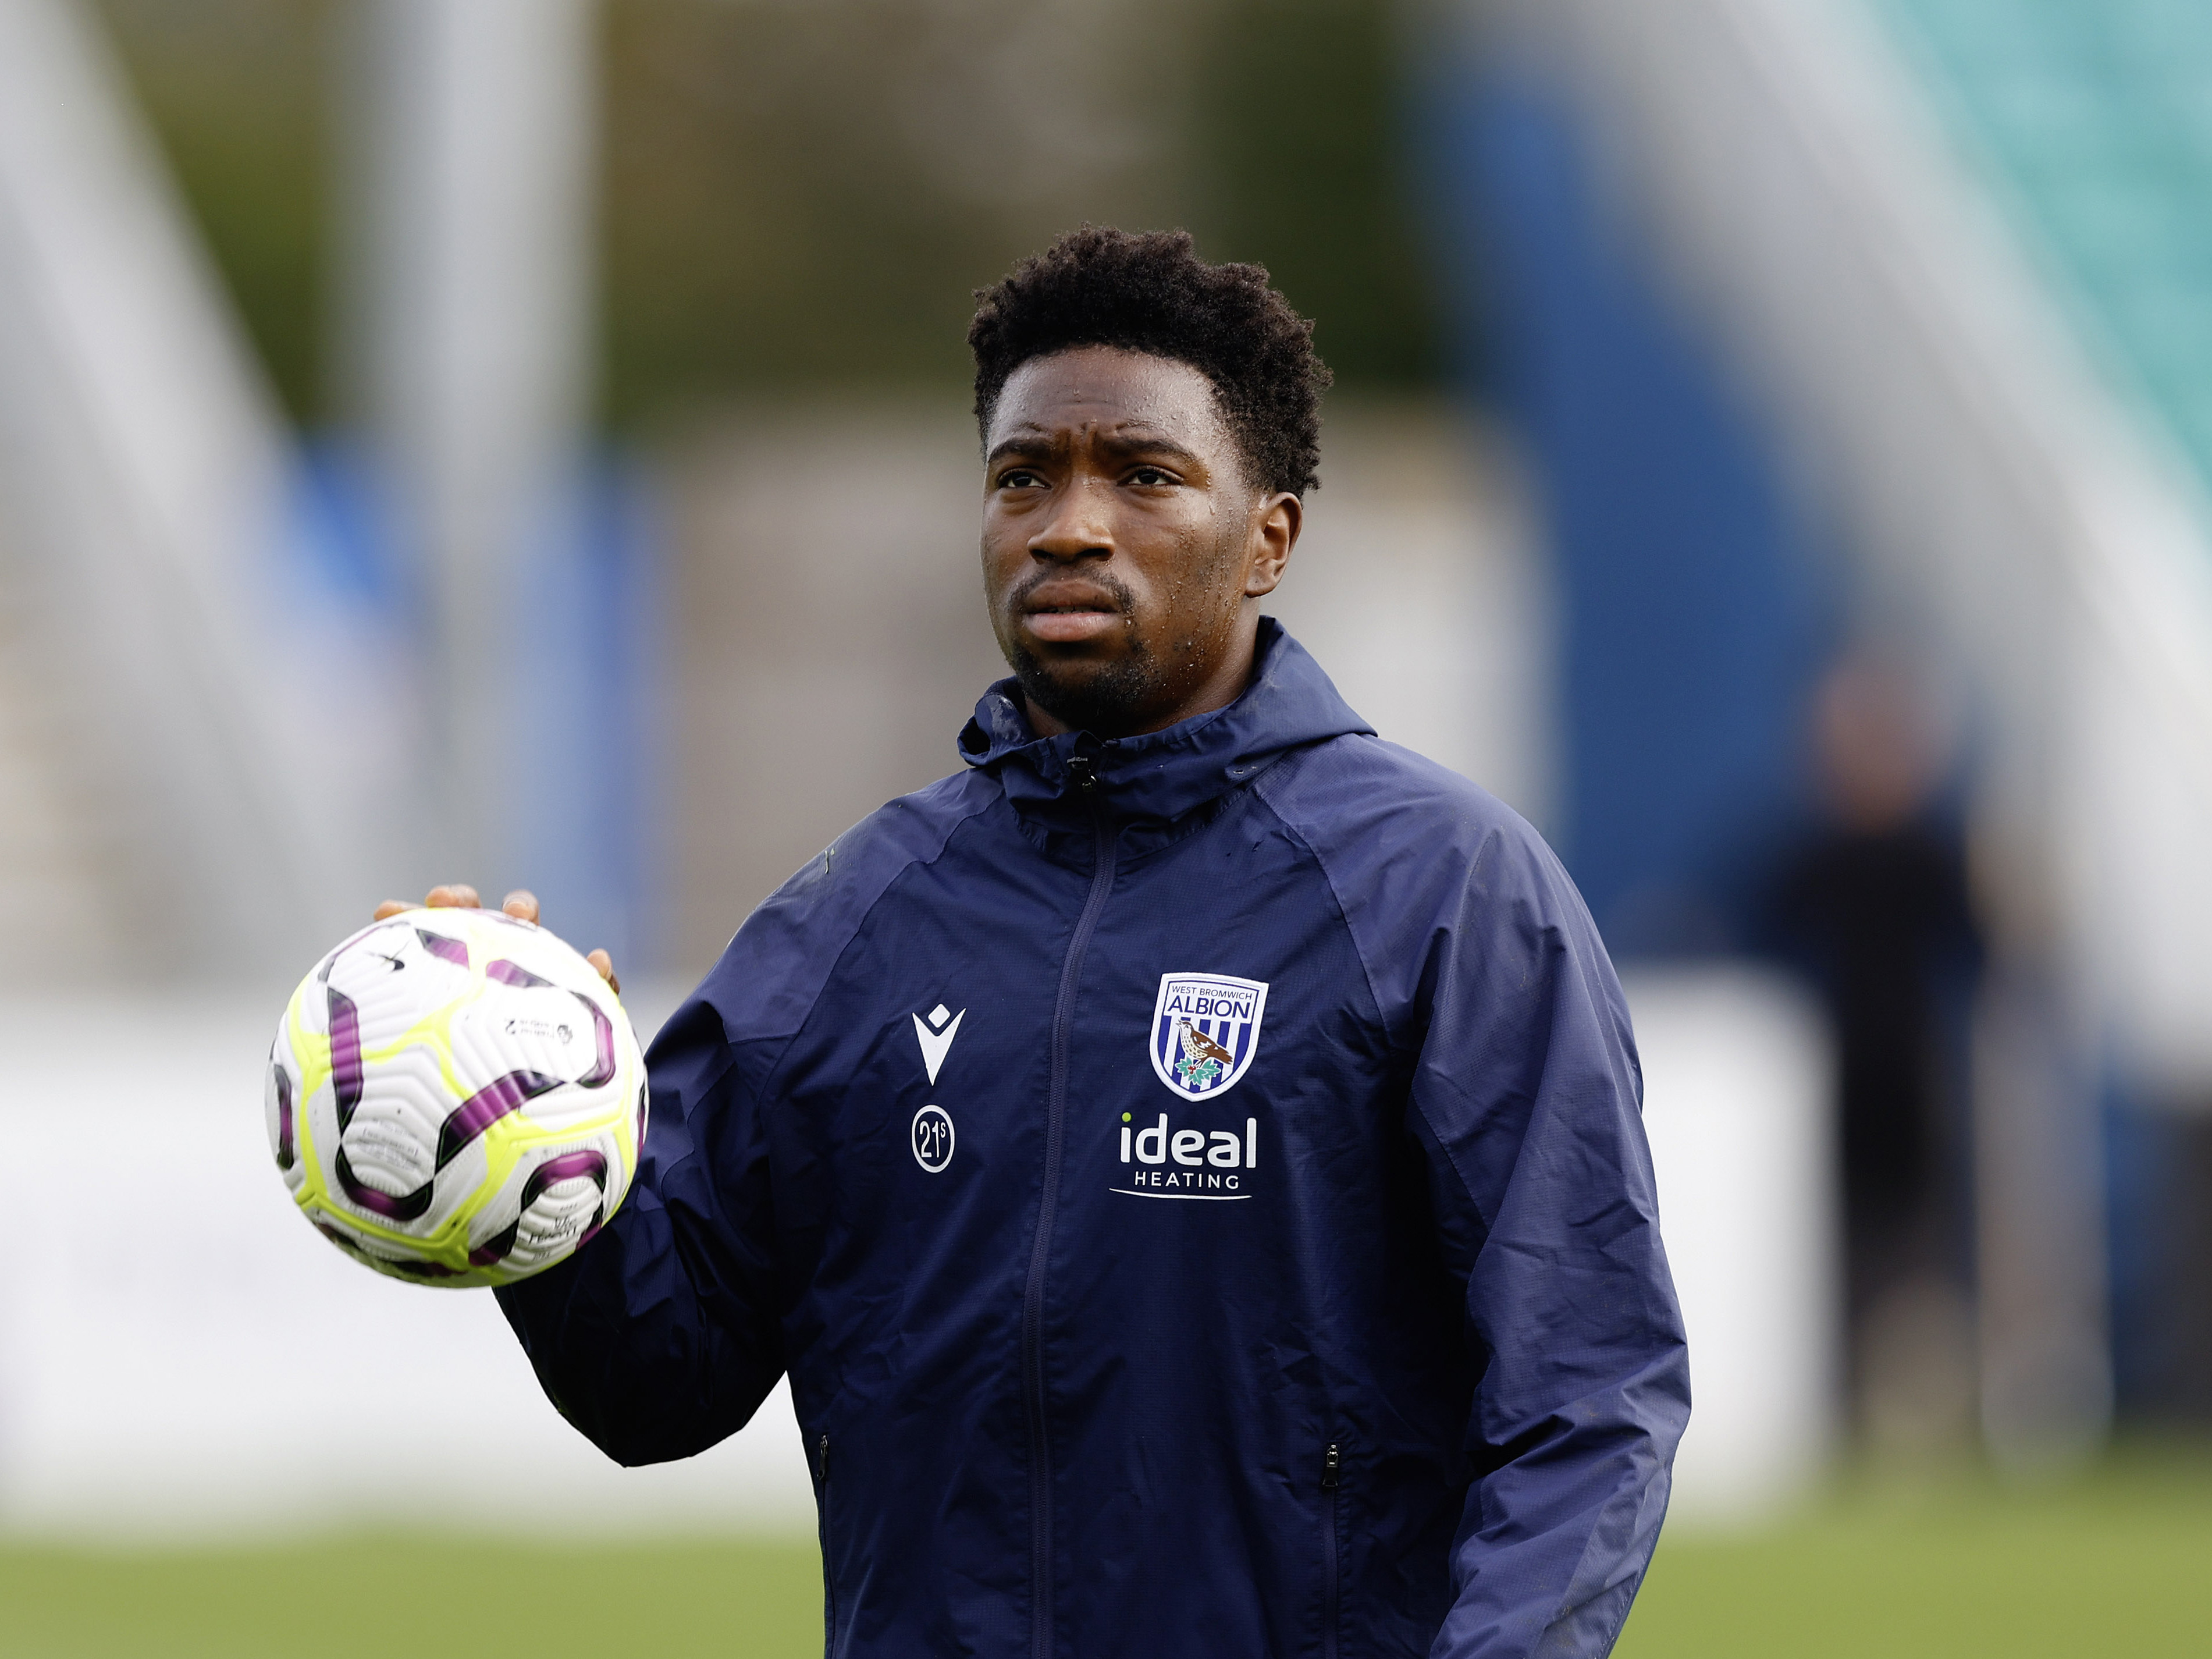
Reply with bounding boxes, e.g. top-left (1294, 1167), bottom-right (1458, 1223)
top-left (819, 1431), bottom-right (831, 1480)
top-left (1321, 1442), bottom-right (1342, 1491)
top-left (1065, 754), bottom-right (1098, 795)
